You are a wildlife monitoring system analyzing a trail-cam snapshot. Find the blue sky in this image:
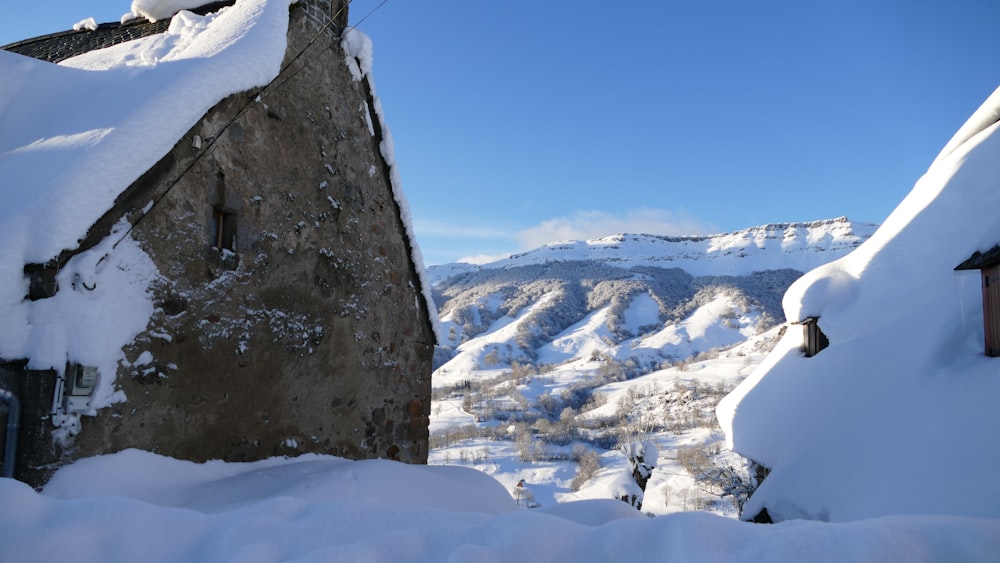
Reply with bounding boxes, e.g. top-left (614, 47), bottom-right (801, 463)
top-left (4, 1), bottom-right (1000, 264)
